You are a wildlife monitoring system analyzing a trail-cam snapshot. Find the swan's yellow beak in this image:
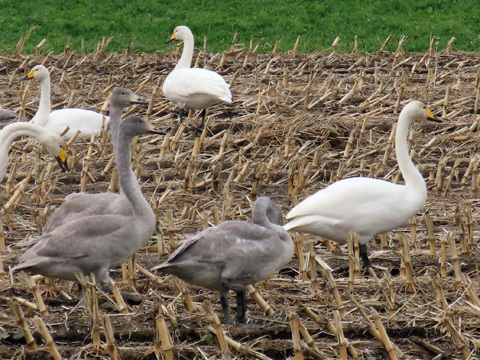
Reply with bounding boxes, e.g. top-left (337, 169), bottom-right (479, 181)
top-left (426, 107), bottom-right (442, 122)
top-left (56, 148), bottom-right (69, 172)
top-left (166, 32), bottom-right (176, 44)
top-left (22, 70), bottom-right (35, 81)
